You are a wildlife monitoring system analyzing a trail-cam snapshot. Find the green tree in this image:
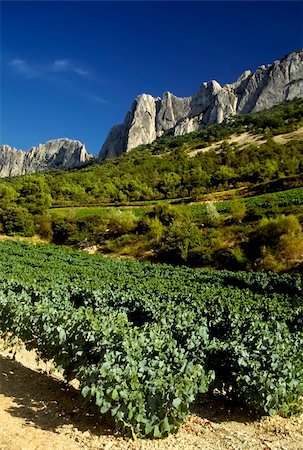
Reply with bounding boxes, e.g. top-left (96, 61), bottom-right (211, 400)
top-left (18, 177), bottom-right (52, 214)
top-left (229, 198), bottom-right (246, 223)
top-left (0, 184), bottom-right (18, 207)
top-left (0, 206), bottom-right (35, 236)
